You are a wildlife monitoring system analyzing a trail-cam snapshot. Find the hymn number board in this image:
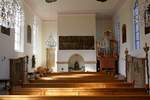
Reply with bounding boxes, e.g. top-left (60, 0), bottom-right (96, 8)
top-left (59, 36), bottom-right (94, 50)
